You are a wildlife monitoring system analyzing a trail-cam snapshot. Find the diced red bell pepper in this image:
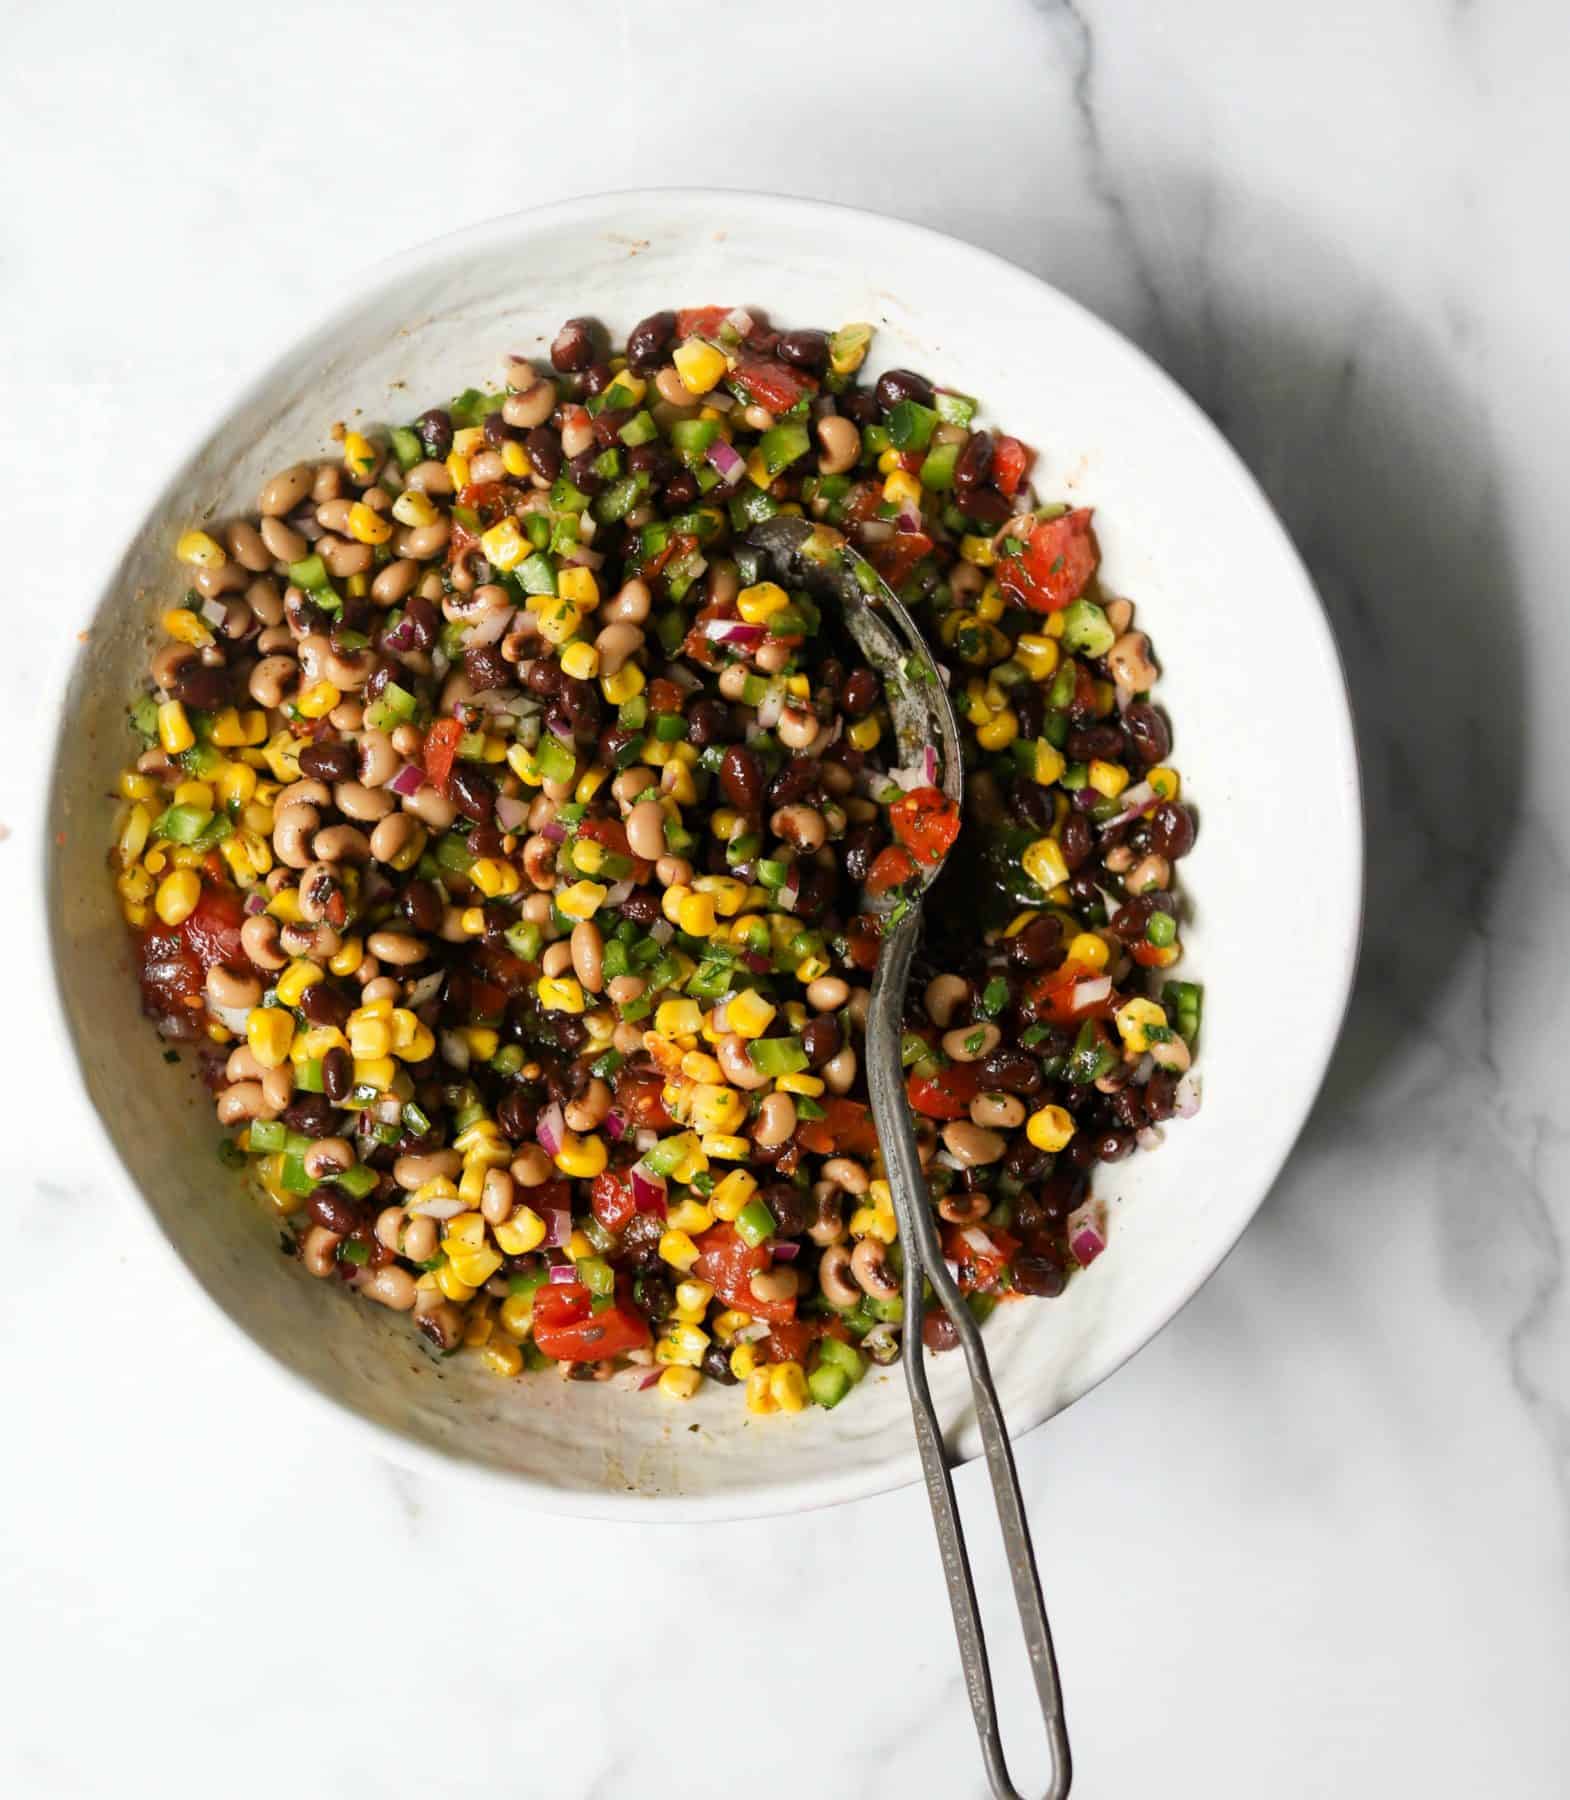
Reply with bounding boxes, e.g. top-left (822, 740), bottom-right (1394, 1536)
top-left (866, 846), bottom-right (918, 897)
top-left (1022, 961), bottom-right (1114, 1024)
top-left (868, 529), bottom-right (932, 589)
top-left (589, 1168), bottom-right (639, 1236)
top-left (907, 1063), bottom-right (981, 1120)
top-left (991, 436), bottom-right (1034, 500)
top-left (995, 508), bottom-right (1099, 614)
top-left (422, 717), bottom-right (464, 795)
top-left (730, 360), bottom-right (814, 413)
top-left (531, 1280), bottom-right (651, 1362)
top-left (676, 304), bottom-right (732, 339)
top-left (764, 1320), bottom-right (815, 1364)
top-left (795, 1098), bottom-right (881, 1159)
top-left (942, 1221), bottom-right (1021, 1293)
top-left (693, 1223), bottom-right (796, 1323)
top-left (889, 786), bottom-right (961, 867)
top-left (613, 1067), bottom-right (674, 1132)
